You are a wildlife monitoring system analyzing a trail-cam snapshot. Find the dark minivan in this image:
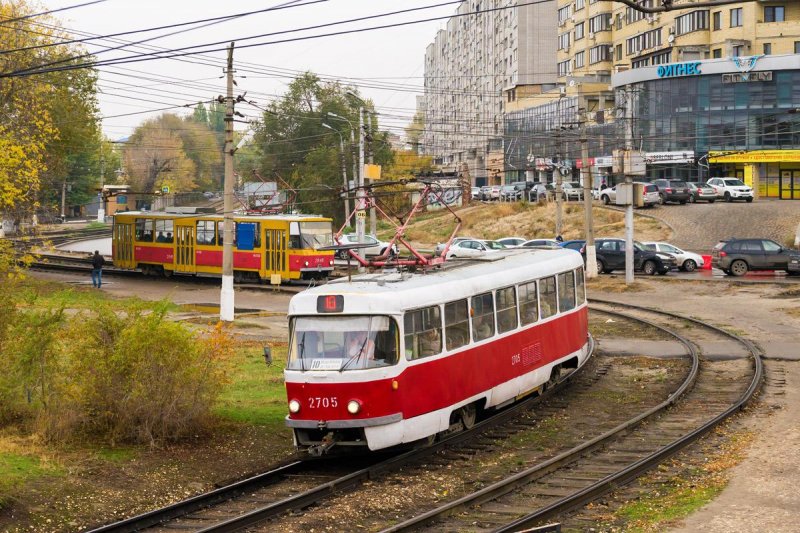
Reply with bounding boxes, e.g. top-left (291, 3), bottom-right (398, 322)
top-left (712, 238), bottom-right (800, 276)
top-left (652, 179), bottom-right (691, 204)
top-left (584, 238), bottom-right (673, 275)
